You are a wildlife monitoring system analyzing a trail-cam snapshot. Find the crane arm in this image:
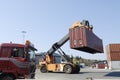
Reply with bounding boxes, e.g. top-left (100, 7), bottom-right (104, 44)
top-left (47, 33), bottom-right (69, 55)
